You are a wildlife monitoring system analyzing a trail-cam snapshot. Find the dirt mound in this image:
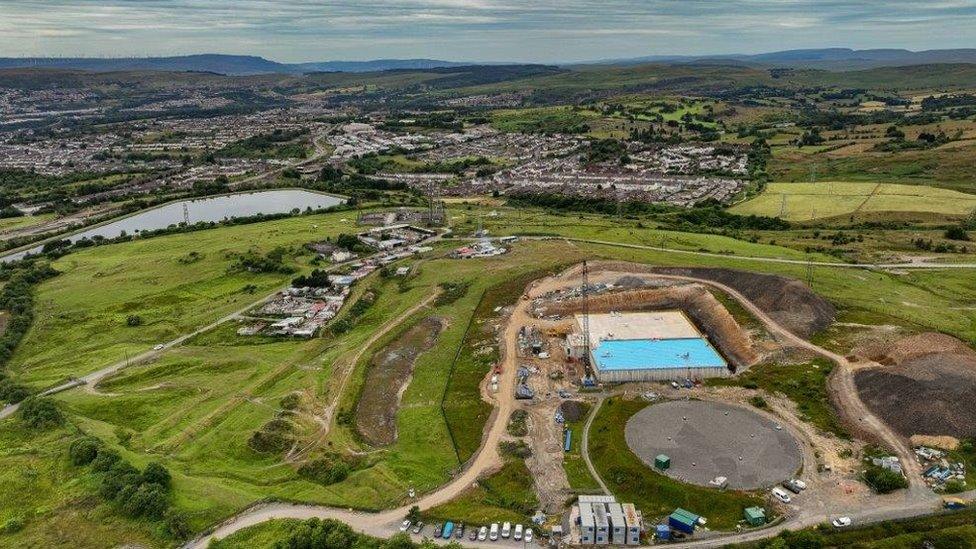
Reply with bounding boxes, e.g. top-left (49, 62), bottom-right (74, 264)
top-left (854, 332), bottom-right (976, 439)
top-left (354, 317), bottom-right (444, 447)
top-left (542, 283), bottom-right (758, 369)
top-left (644, 267), bottom-right (836, 339)
top-left (559, 400), bottom-right (588, 422)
